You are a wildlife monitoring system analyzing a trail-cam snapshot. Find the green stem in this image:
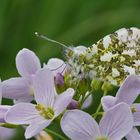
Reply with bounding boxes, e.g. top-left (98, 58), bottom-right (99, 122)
top-left (45, 128), bottom-right (68, 140)
top-left (0, 123), bottom-right (19, 128)
top-left (92, 112), bottom-right (104, 117)
top-left (94, 90), bottom-right (107, 119)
